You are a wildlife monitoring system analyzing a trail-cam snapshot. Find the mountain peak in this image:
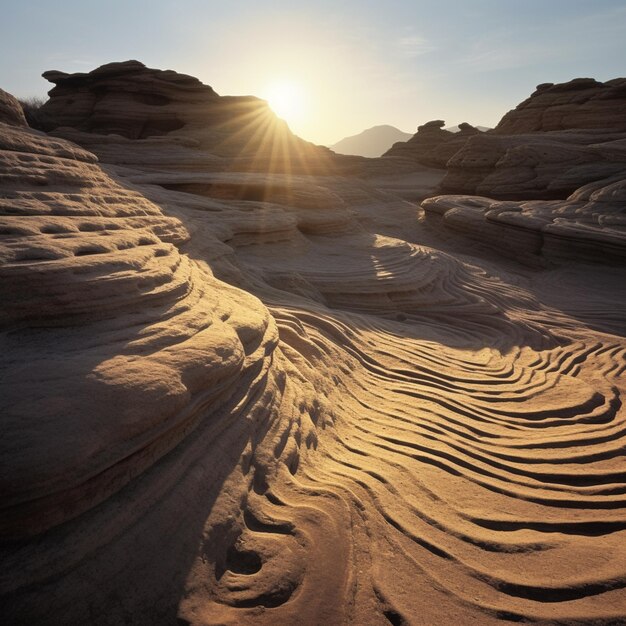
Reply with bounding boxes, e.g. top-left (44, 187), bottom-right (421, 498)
top-left (330, 125), bottom-right (412, 157)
